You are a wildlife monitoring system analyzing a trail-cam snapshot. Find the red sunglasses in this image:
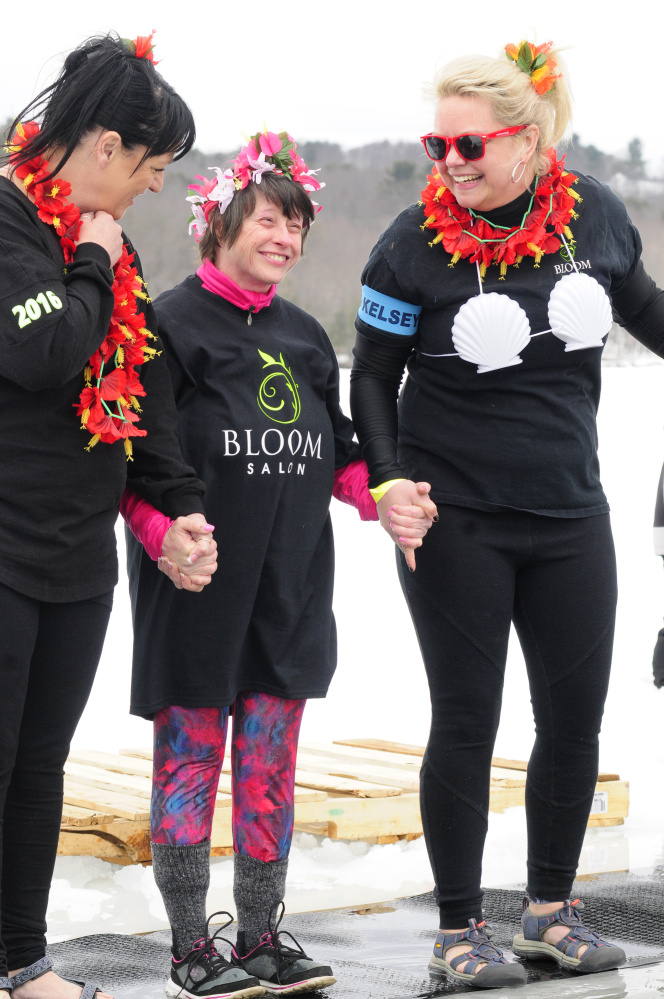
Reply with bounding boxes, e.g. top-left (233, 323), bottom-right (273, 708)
top-left (420, 126), bottom-right (528, 162)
